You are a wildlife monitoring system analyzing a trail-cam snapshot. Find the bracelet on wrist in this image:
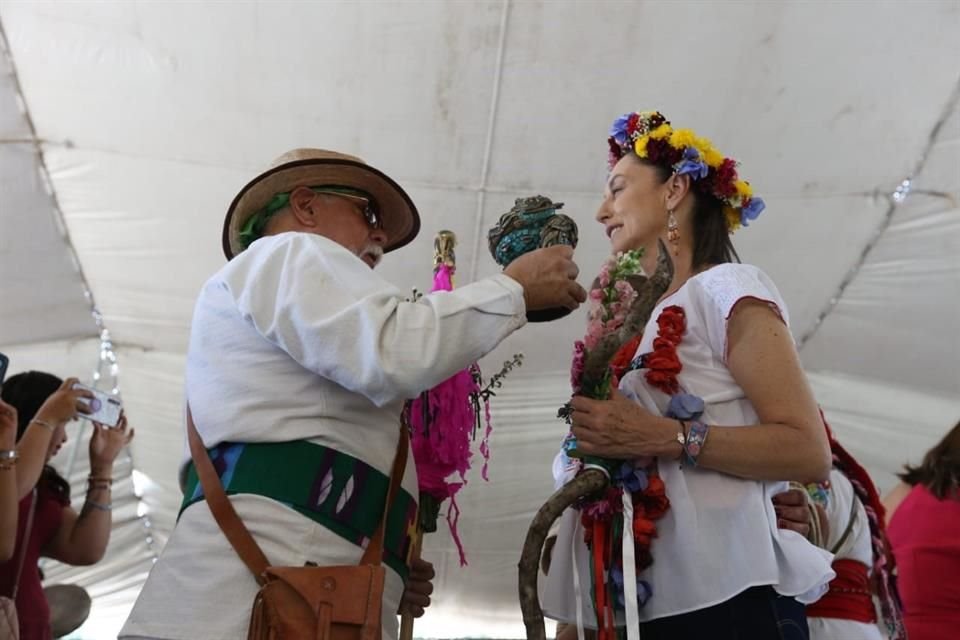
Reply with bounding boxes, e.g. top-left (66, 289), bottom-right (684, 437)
top-left (0, 450), bottom-right (16, 471)
top-left (84, 499), bottom-right (112, 512)
top-left (683, 420), bottom-right (710, 466)
top-left (30, 418), bottom-right (57, 432)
